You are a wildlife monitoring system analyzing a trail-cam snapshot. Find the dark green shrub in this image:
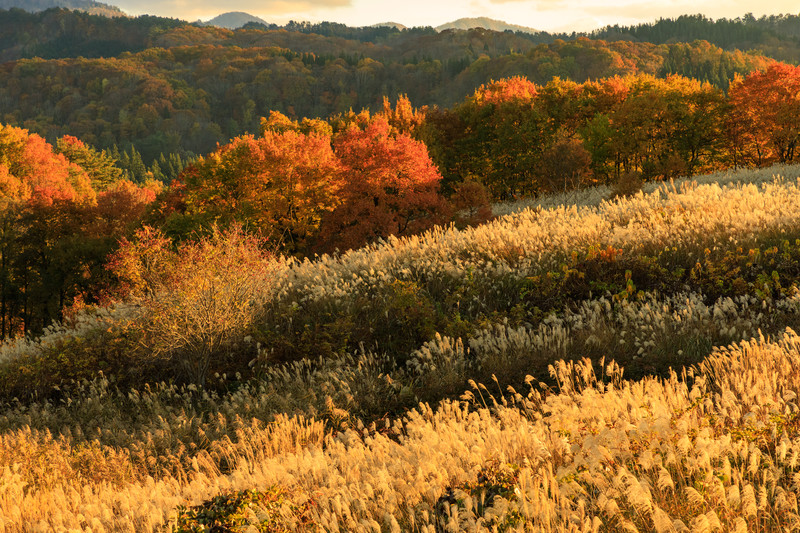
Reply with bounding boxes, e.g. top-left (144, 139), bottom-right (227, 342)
top-left (174, 487), bottom-right (315, 533)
